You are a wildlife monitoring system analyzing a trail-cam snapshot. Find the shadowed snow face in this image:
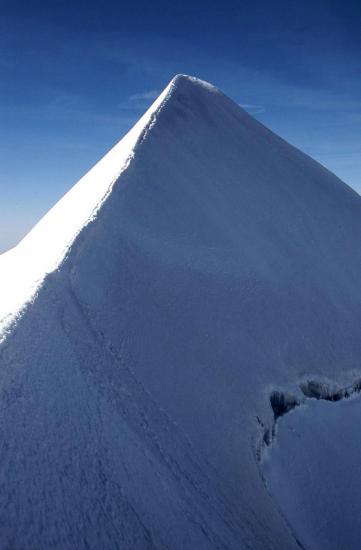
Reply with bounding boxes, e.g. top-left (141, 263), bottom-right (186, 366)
top-left (262, 391), bottom-right (361, 550)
